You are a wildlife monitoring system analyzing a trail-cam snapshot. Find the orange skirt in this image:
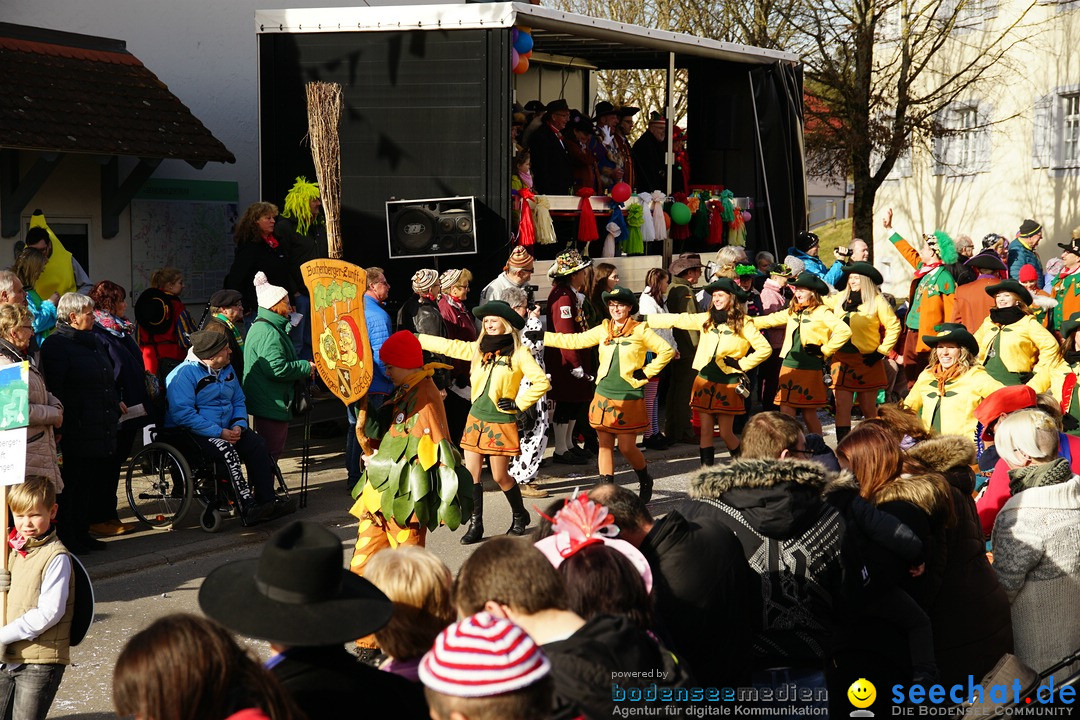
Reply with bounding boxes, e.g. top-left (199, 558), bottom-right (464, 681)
top-left (690, 376), bottom-right (746, 415)
top-left (775, 366), bottom-right (828, 408)
top-left (588, 394), bottom-right (648, 434)
top-left (830, 351), bottom-right (887, 391)
top-left (461, 414), bottom-right (520, 456)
